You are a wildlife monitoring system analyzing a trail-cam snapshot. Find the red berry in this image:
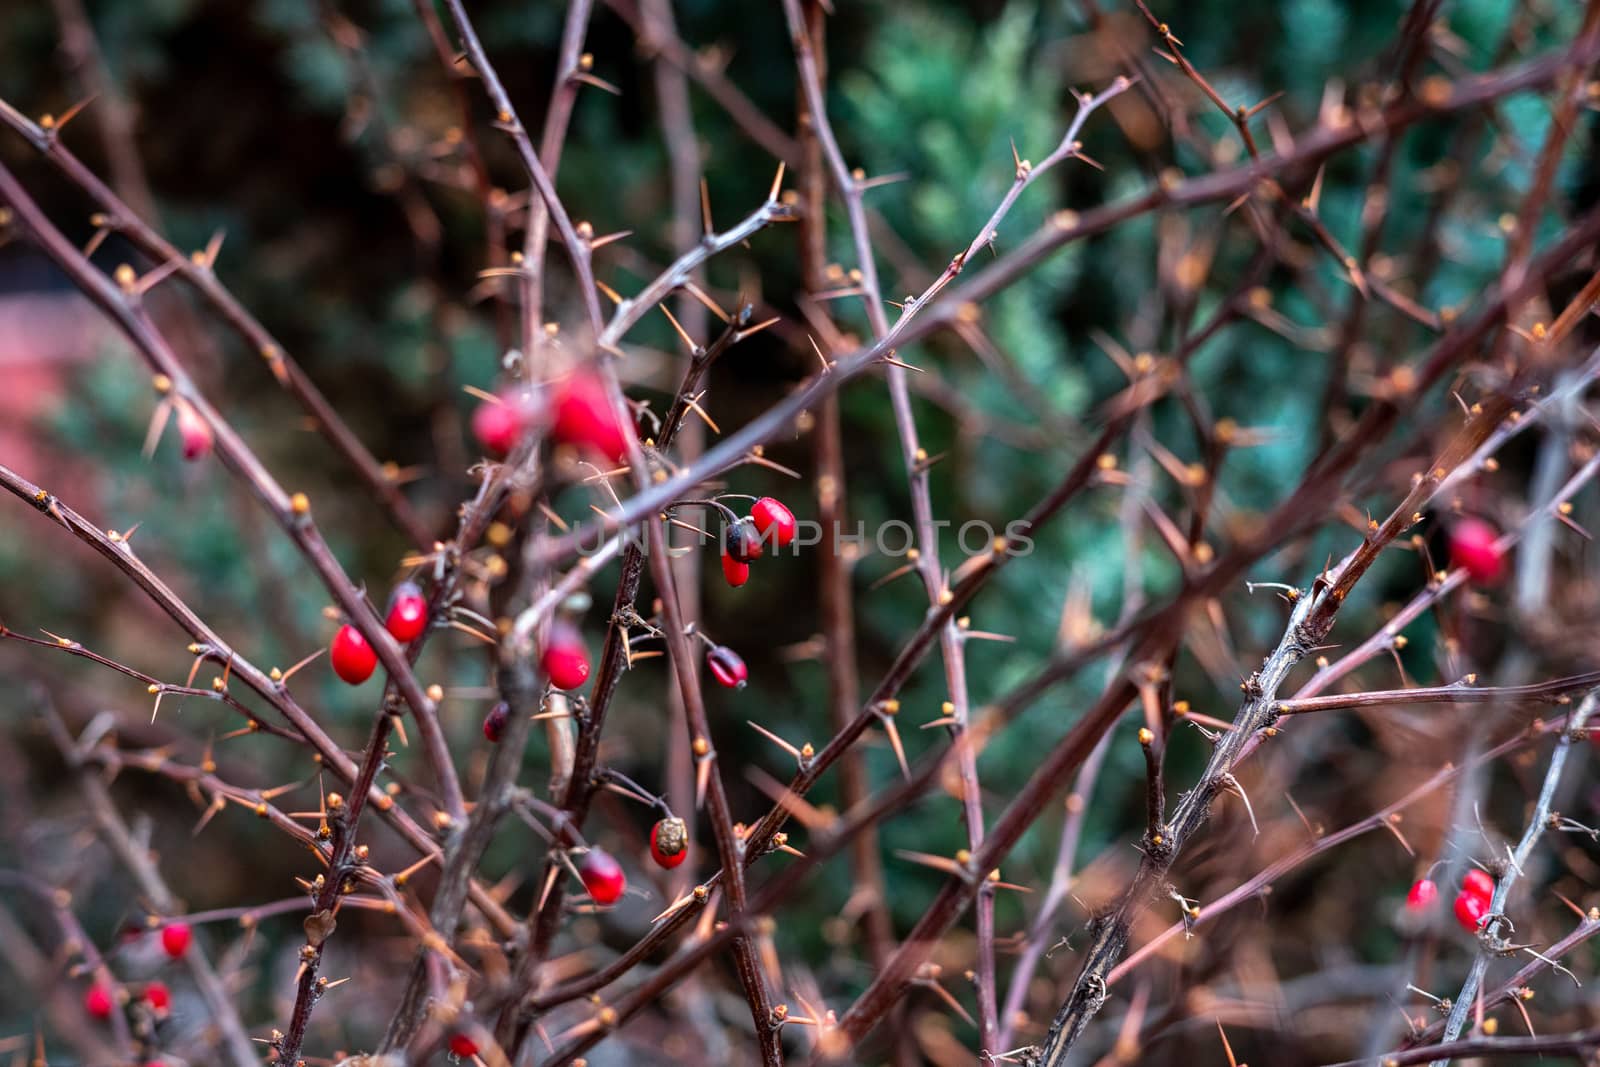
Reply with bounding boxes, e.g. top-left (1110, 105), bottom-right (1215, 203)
top-left (384, 581), bottom-right (429, 643)
top-left (1461, 868), bottom-right (1495, 901)
top-left (1453, 890), bottom-right (1490, 932)
top-left (448, 1033), bottom-right (479, 1058)
top-left (750, 497), bottom-right (798, 549)
top-left (85, 983), bottom-right (113, 1019)
top-left (650, 817), bottom-right (689, 869)
top-left (576, 848), bottom-right (626, 905)
top-left (176, 401), bottom-right (213, 461)
top-left (160, 922), bottom-right (192, 958)
top-left (482, 702), bottom-right (510, 743)
top-left (723, 520), bottom-right (763, 564)
top-left (1405, 878), bottom-right (1438, 911)
top-left (551, 371), bottom-right (629, 461)
top-left (721, 551), bottom-right (750, 588)
top-left (143, 981), bottom-right (171, 1012)
top-left (472, 397), bottom-right (523, 459)
top-left (541, 623), bottom-right (591, 691)
top-left (707, 644), bottom-right (748, 689)
top-left (330, 624), bottom-right (379, 685)
top-left (1449, 517), bottom-right (1505, 585)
